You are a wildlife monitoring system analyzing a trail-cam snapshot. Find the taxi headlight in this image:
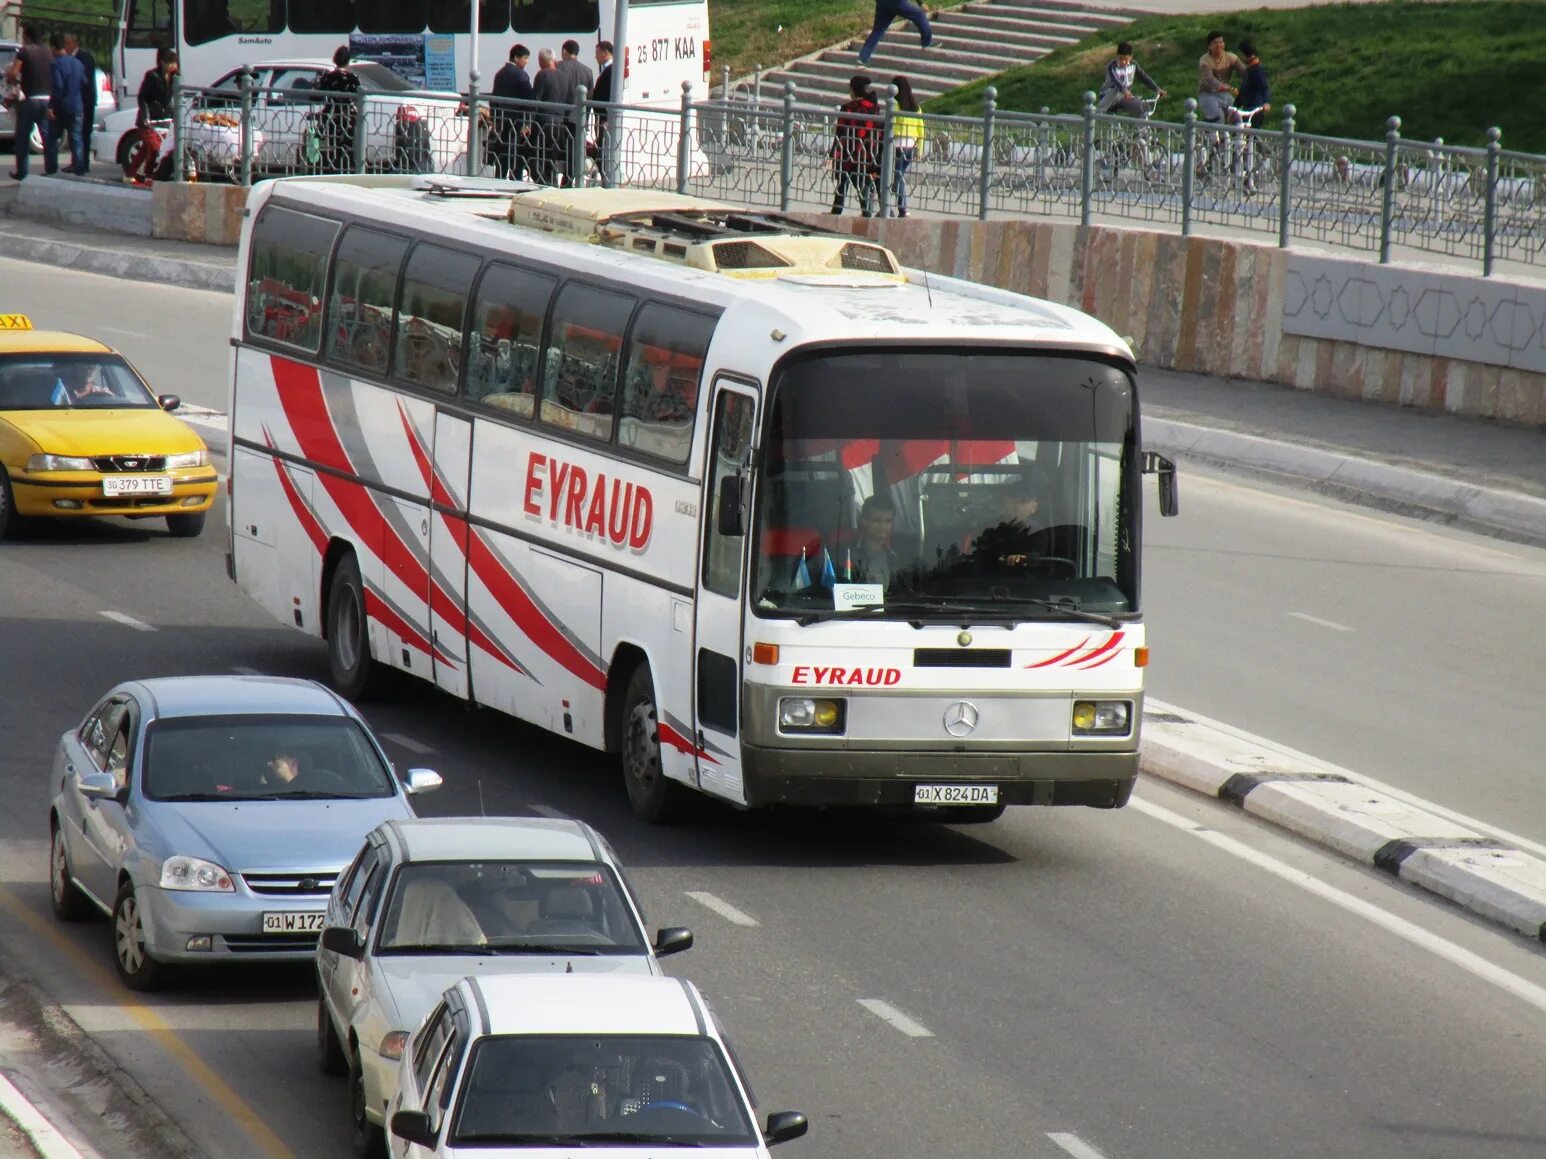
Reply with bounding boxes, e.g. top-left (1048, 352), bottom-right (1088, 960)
top-left (165, 449), bottom-right (210, 469)
top-left (1072, 700), bottom-right (1132, 735)
top-left (26, 453), bottom-right (95, 472)
top-left (160, 855), bottom-right (235, 892)
top-left (778, 697), bottom-right (845, 734)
